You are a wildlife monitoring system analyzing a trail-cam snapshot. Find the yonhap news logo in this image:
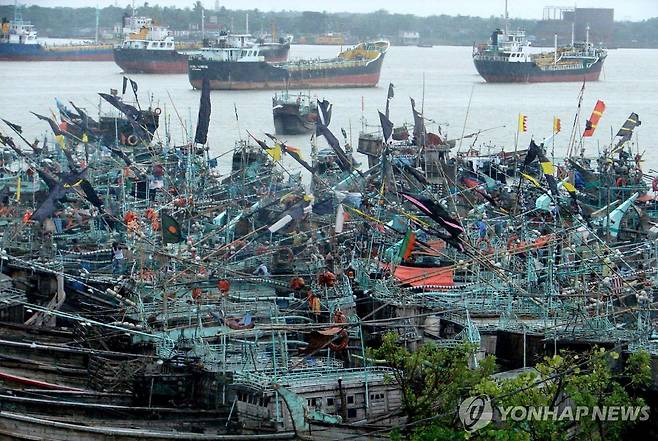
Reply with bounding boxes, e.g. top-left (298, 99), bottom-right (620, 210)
top-left (458, 395), bottom-right (493, 432)
top-left (458, 395), bottom-right (650, 433)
